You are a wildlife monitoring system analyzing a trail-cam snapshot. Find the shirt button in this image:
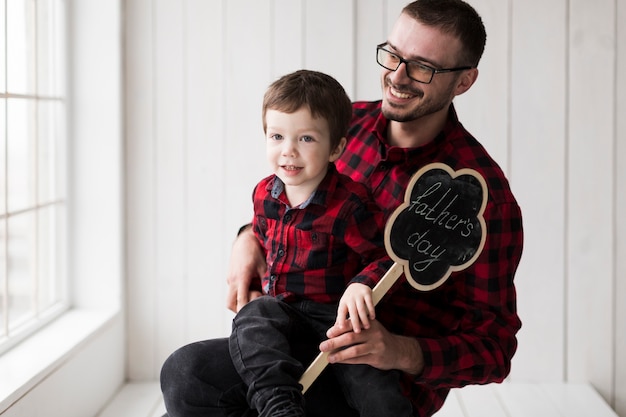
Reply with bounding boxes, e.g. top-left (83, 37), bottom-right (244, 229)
top-left (278, 249), bottom-right (285, 257)
top-left (378, 164), bottom-right (388, 171)
top-left (284, 214), bottom-right (292, 222)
